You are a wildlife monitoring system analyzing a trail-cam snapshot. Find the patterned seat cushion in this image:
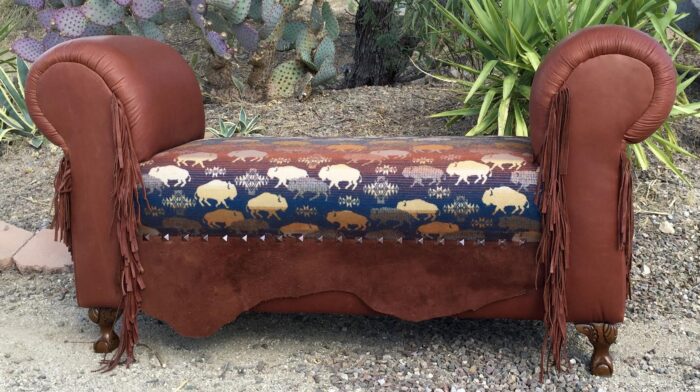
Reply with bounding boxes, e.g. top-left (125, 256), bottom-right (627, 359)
top-left (139, 136), bottom-right (541, 243)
